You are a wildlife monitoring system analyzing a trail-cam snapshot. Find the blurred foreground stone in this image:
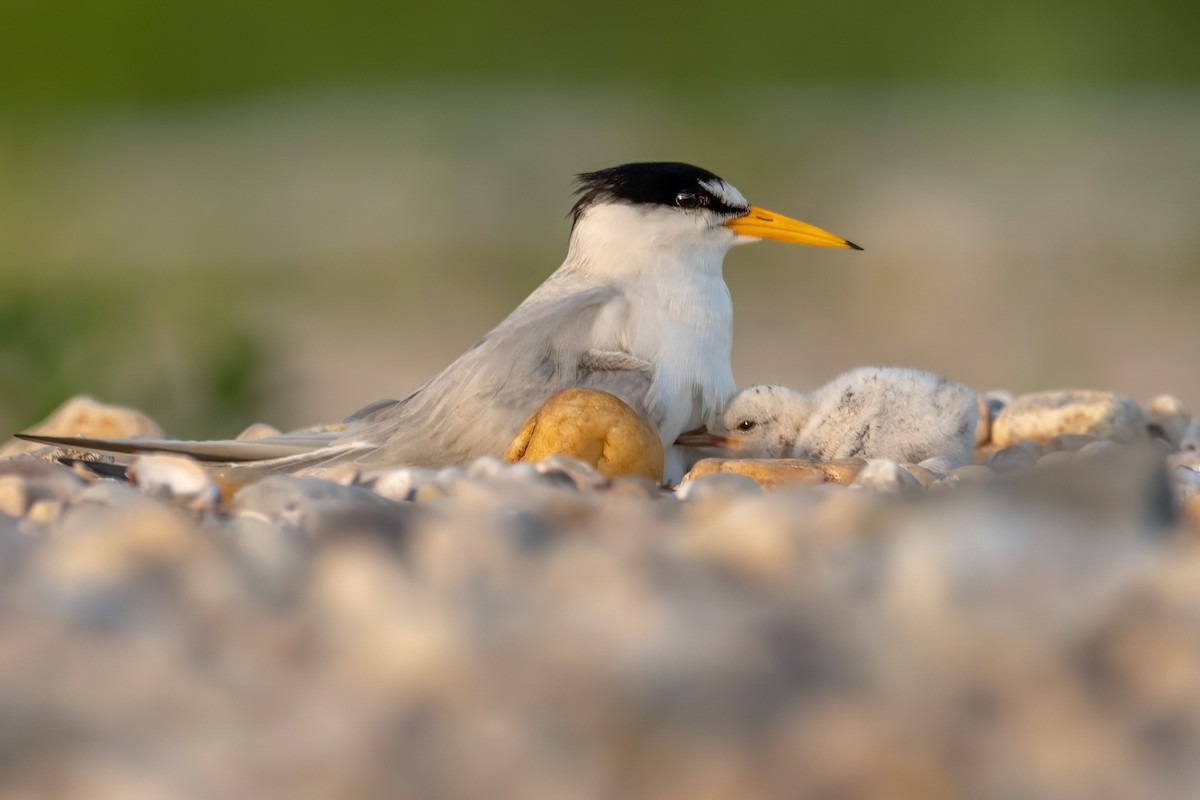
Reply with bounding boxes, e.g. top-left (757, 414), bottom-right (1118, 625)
top-left (1, 389), bottom-right (1199, 799)
top-left (0, 395), bottom-right (164, 459)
